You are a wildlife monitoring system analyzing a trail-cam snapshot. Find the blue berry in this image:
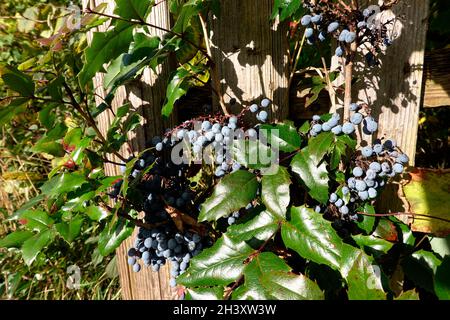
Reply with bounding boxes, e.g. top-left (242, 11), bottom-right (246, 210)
top-left (311, 14), bottom-right (322, 24)
top-left (393, 163), bottom-right (404, 174)
top-left (322, 122), bottom-right (332, 131)
top-left (361, 146), bottom-right (373, 158)
top-left (339, 30), bottom-right (349, 42)
top-left (312, 115), bottom-right (321, 121)
top-left (350, 103), bottom-right (360, 111)
top-left (335, 46), bottom-right (344, 57)
top-left (396, 154), bottom-right (409, 164)
top-left (335, 199), bottom-right (344, 208)
top-left (339, 205), bottom-right (349, 215)
top-left (345, 32), bottom-right (357, 43)
top-left (331, 125), bottom-right (342, 135)
top-left (369, 162), bottom-right (381, 172)
top-left (365, 169), bottom-right (377, 180)
top-left (258, 110), bottom-right (268, 122)
top-left (358, 191), bottom-right (369, 201)
top-left (312, 124), bottom-right (322, 133)
top-left (169, 278), bottom-right (177, 287)
top-left (330, 193), bottom-right (338, 203)
top-left (357, 21), bottom-right (367, 28)
top-left (353, 167), bottom-right (364, 177)
top-left (363, 117), bottom-right (378, 134)
top-left (327, 21), bottom-right (340, 33)
top-left (342, 186), bottom-right (350, 195)
top-left (342, 122), bottom-right (355, 134)
top-left (250, 104), bottom-right (258, 113)
top-left (227, 217), bottom-right (236, 225)
top-left (305, 28), bottom-right (314, 38)
top-left (301, 15), bottom-right (312, 26)
top-left (133, 263), bottom-right (141, 273)
top-left (373, 144), bottom-right (383, 154)
top-left (368, 188), bottom-right (377, 199)
top-left (128, 257), bottom-right (136, 265)
top-left (355, 180), bottom-right (367, 192)
top-left (350, 113), bottom-right (363, 125)
top-left (261, 99), bottom-right (271, 108)
top-left (318, 31), bottom-right (326, 42)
